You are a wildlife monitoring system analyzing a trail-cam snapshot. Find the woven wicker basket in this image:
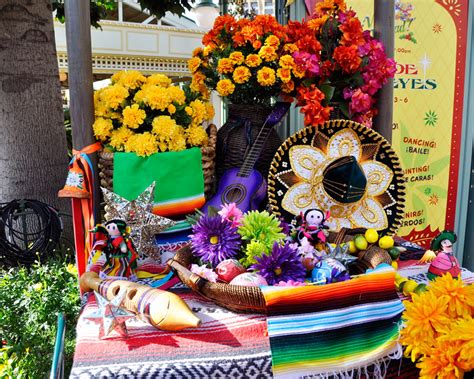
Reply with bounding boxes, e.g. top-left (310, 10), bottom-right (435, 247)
top-left (168, 228), bottom-right (392, 314)
top-left (98, 124), bottom-right (218, 199)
